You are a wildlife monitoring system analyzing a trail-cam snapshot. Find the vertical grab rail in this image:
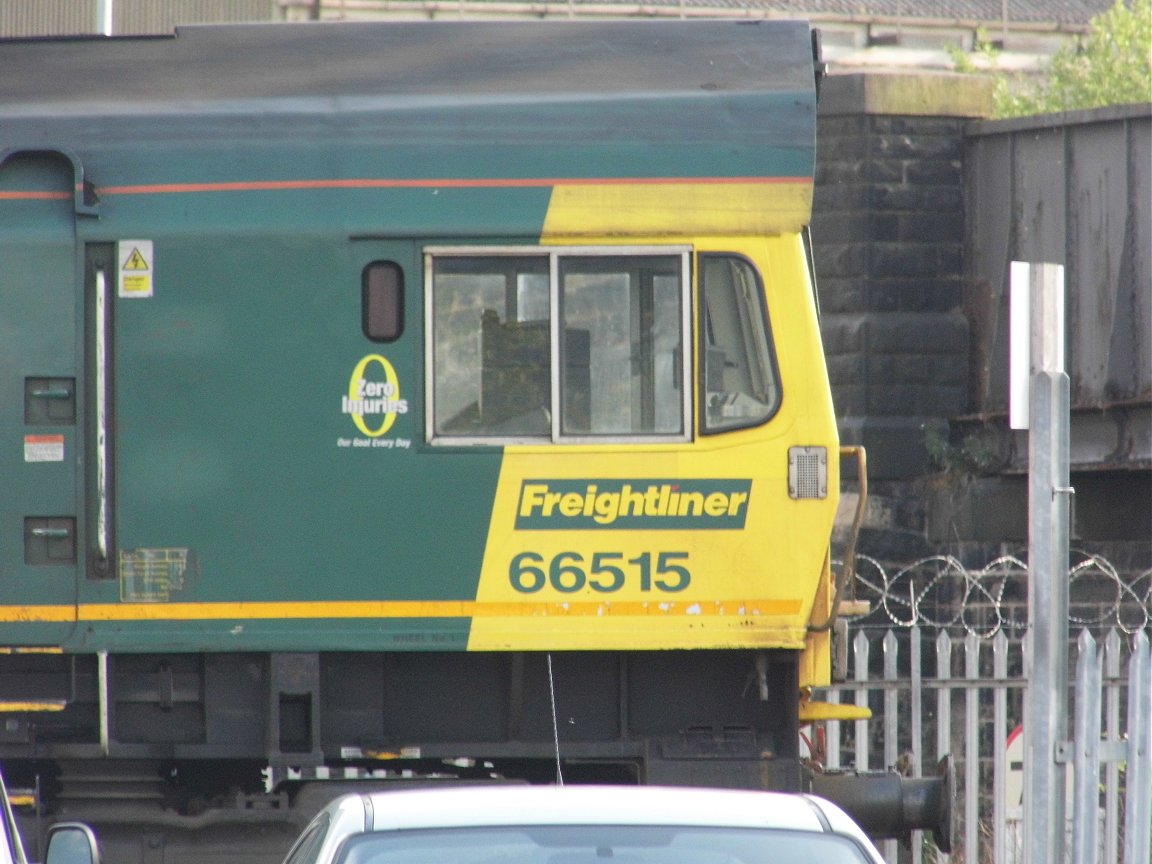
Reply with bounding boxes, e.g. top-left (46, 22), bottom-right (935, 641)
top-left (94, 267), bottom-right (109, 569)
